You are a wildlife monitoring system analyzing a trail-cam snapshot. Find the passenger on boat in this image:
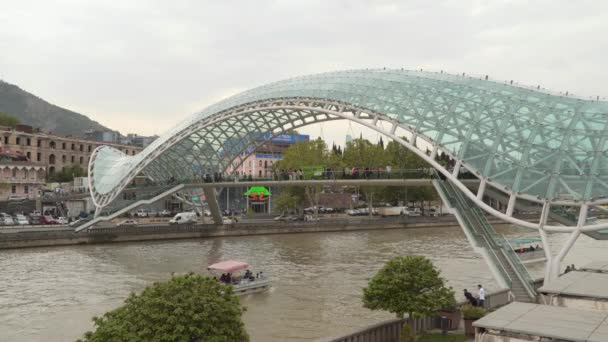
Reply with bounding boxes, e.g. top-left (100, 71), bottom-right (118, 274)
top-left (219, 273), bottom-right (227, 283)
top-left (565, 265), bottom-right (572, 273)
